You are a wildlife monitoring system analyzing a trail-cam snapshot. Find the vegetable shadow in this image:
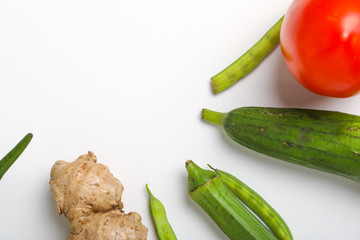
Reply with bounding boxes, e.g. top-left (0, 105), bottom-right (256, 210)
top-left (273, 54), bottom-right (328, 106)
top-left (47, 191), bottom-right (70, 239)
